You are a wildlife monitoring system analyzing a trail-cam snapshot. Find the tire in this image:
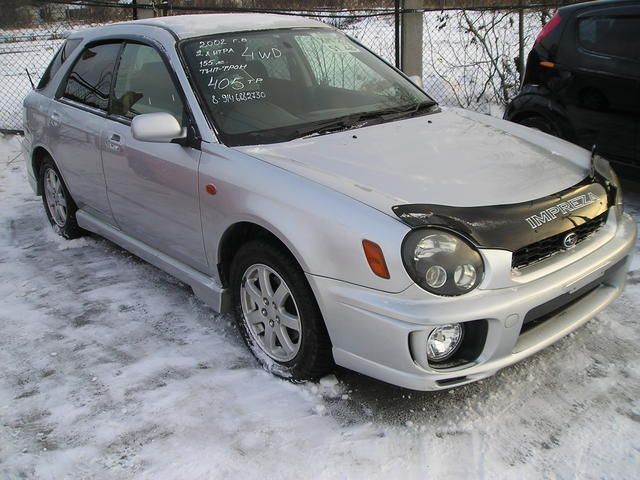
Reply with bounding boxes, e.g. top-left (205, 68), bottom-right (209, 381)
top-left (230, 240), bottom-right (334, 381)
top-left (38, 156), bottom-right (84, 239)
top-left (517, 114), bottom-right (561, 137)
